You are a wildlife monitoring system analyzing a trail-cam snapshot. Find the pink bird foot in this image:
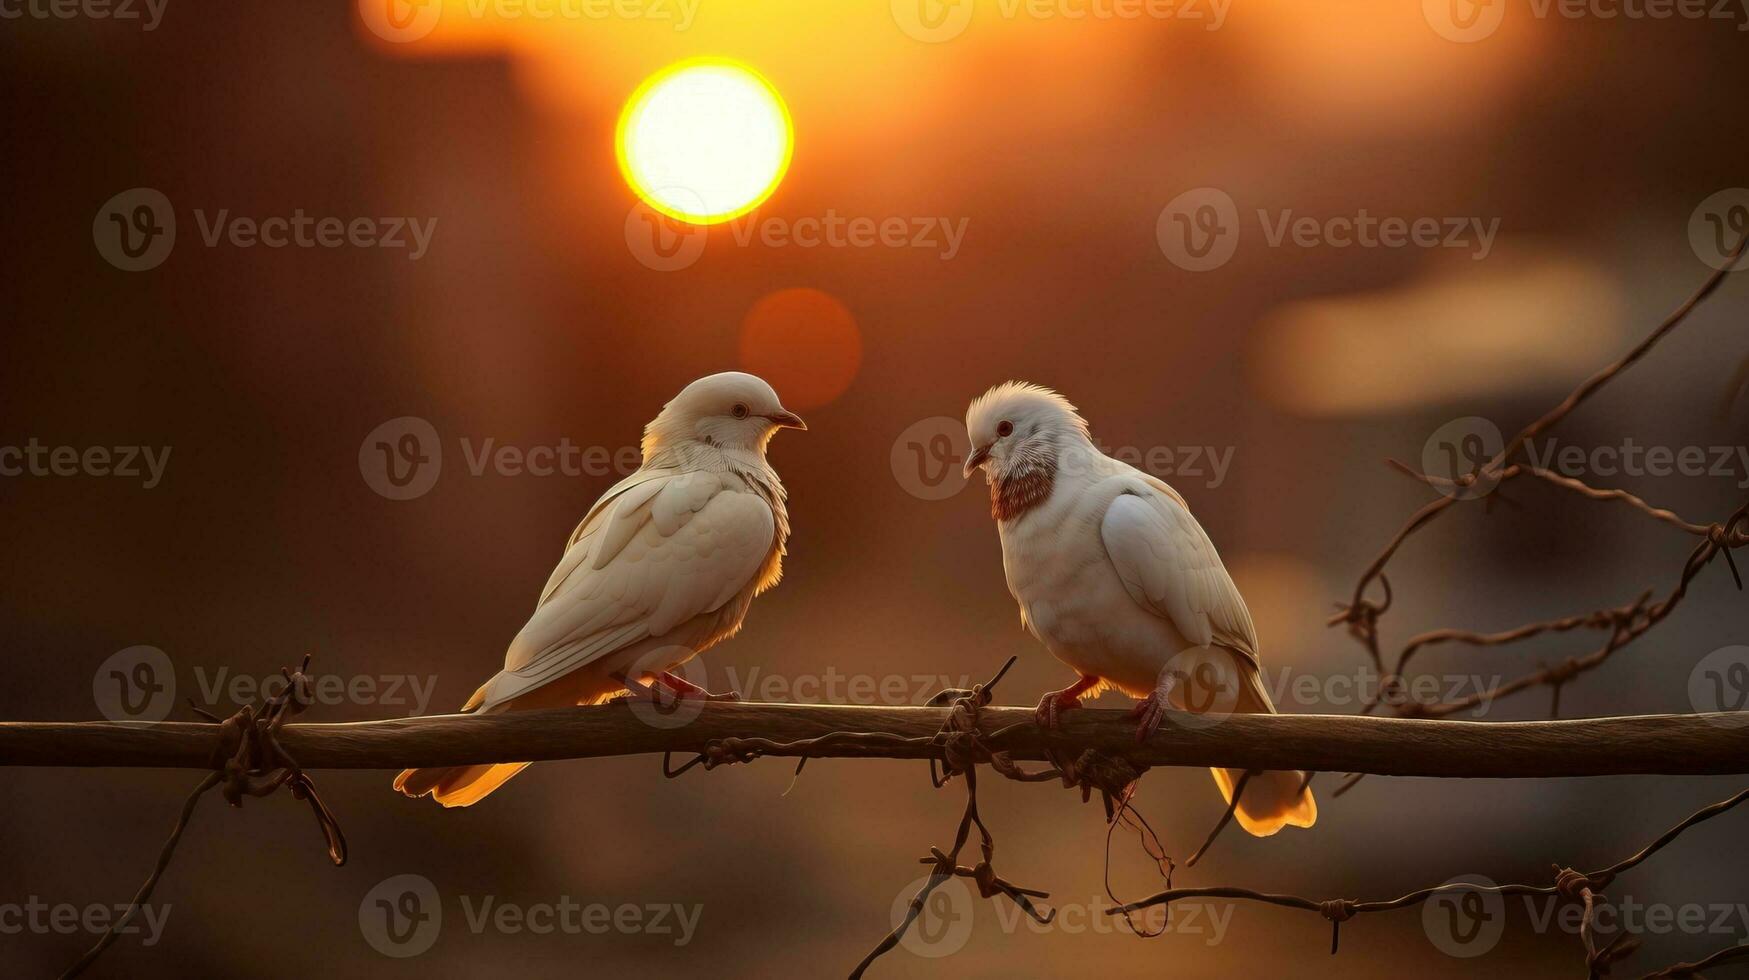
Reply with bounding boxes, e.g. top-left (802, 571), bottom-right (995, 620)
top-left (658, 671), bottom-right (741, 702)
top-left (1035, 675), bottom-right (1100, 729)
top-left (1131, 691), bottom-right (1165, 743)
